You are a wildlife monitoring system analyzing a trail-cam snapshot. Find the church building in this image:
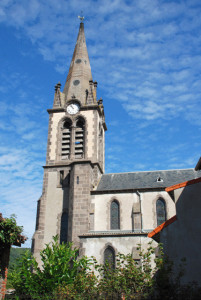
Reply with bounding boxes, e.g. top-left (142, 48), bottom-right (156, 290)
top-left (32, 21), bottom-right (201, 266)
